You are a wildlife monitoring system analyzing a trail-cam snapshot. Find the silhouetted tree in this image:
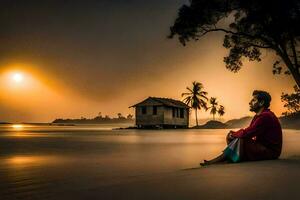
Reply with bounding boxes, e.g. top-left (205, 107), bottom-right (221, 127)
top-left (169, 0), bottom-right (300, 87)
top-left (218, 105), bottom-right (225, 118)
top-left (281, 85), bottom-right (300, 116)
top-left (208, 97), bottom-right (218, 120)
top-left (127, 114), bottom-right (133, 119)
top-left (182, 81), bottom-right (208, 126)
top-left (117, 113), bottom-right (123, 119)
